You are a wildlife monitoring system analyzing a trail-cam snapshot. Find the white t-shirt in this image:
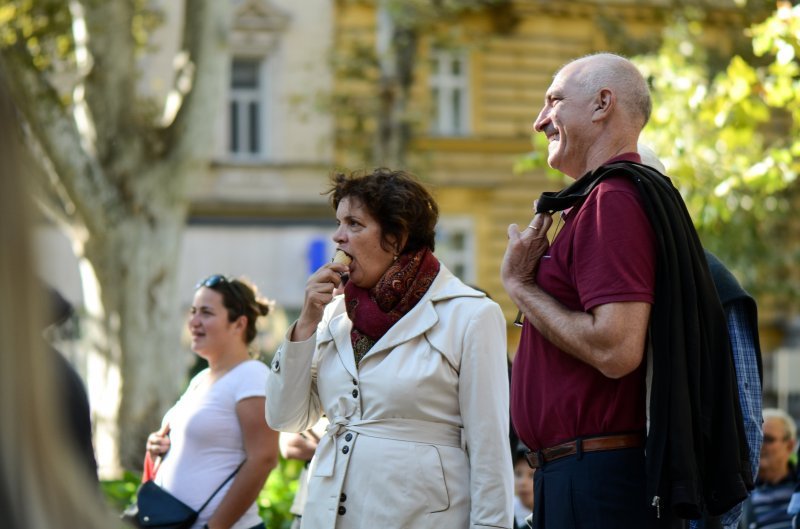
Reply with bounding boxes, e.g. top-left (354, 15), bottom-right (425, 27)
top-left (155, 360), bottom-right (268, 529)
